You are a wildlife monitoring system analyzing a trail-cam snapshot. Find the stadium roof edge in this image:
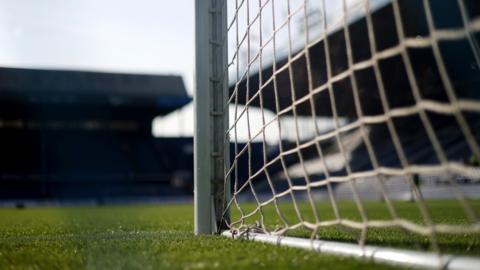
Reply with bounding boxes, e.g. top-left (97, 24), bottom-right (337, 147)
top-left (0, 67), bottom-right (192, 113)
